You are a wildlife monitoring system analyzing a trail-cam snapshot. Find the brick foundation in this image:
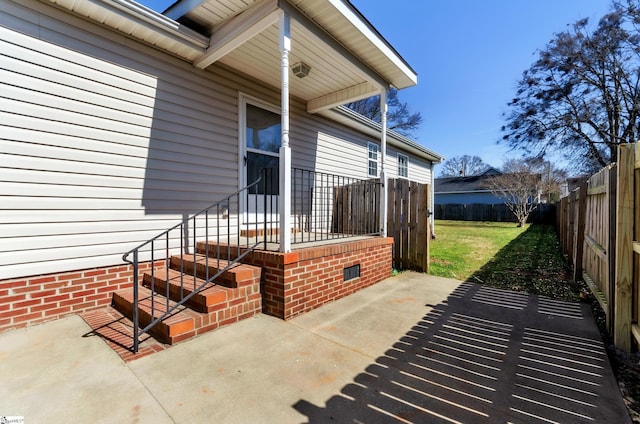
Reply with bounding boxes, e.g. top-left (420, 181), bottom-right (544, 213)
top-left (1, 237), bottom-right (393, 333)
top-left (0, 261), bottom-right (163, 333)
top-left (235, 237), bottom-right (394, 319)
